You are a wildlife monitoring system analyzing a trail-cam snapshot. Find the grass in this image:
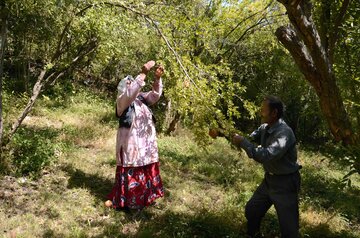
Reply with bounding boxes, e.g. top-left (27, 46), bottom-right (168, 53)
top-left (0, 87), bottom-right (359, 238)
